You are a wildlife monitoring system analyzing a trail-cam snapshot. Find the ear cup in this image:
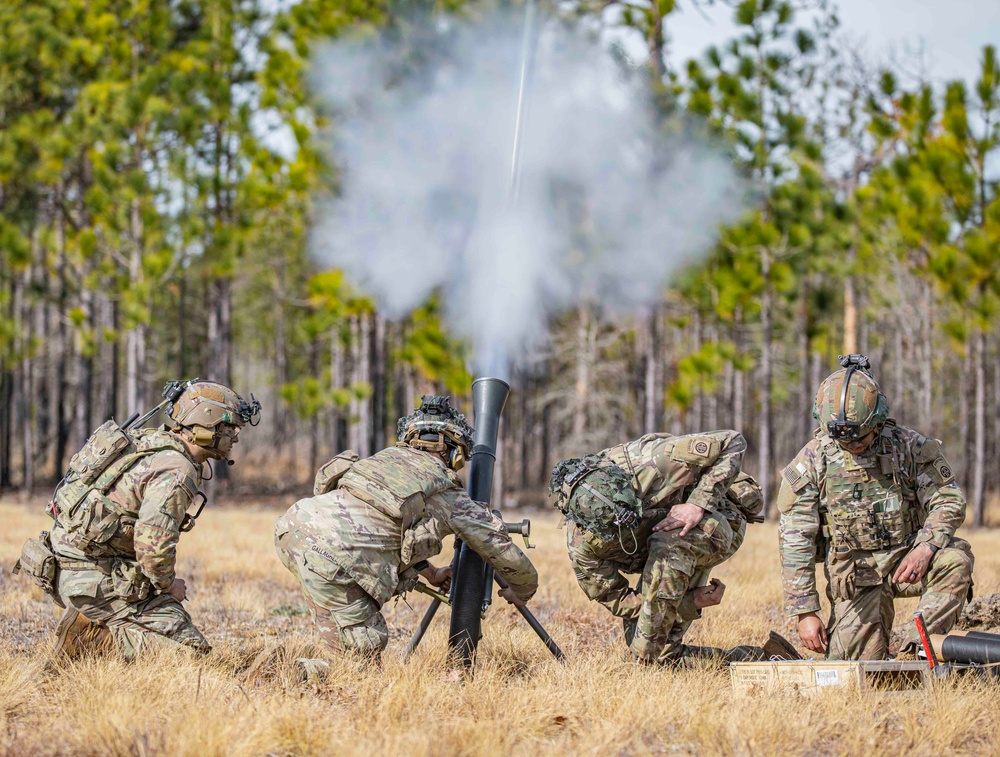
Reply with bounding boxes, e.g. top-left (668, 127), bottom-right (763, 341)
top-left (449, 446), bottom-right (465, 471)
top-left (191, 427), bottom-right (216, 447)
